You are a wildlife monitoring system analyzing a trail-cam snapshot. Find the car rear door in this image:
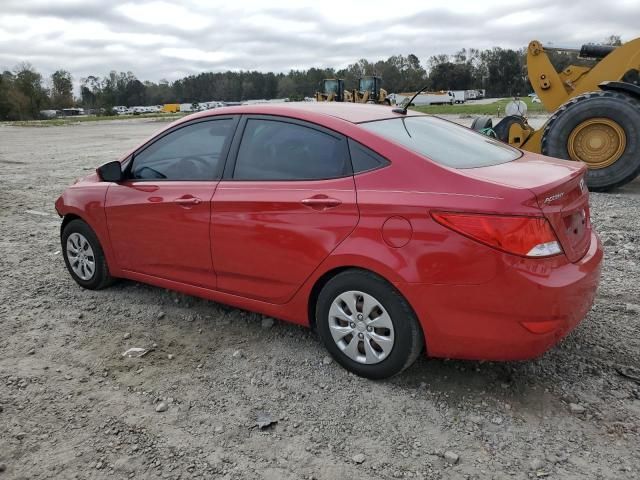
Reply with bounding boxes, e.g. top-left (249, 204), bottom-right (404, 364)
top-left (211, 115), bottom-right (359, 304)
top-left (105, 116), bottom-right (238, 288)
